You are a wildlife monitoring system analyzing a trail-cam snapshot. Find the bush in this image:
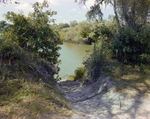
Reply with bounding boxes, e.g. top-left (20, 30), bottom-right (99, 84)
top-left (74, 66), bottom-right (85, 81)
top-left (2, 1), bottom-right (61, 65)
top-left (83, 41), bottom-right (107, 81)
top-left (0, 39), bottom-right (57, 84)
top-left (114, 28), bottom-right (150, 66)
